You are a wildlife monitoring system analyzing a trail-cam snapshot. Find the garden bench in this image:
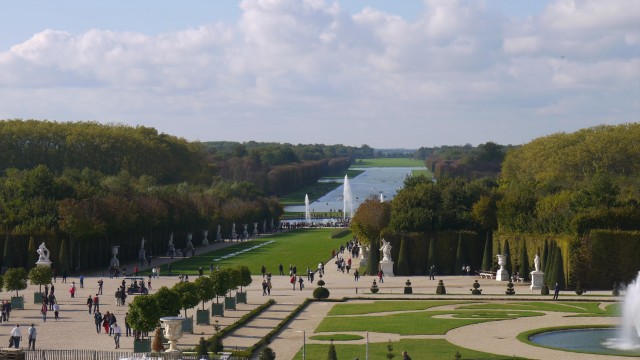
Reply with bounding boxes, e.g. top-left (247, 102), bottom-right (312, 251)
top-left (477, 271), bottom-right (495, 279)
